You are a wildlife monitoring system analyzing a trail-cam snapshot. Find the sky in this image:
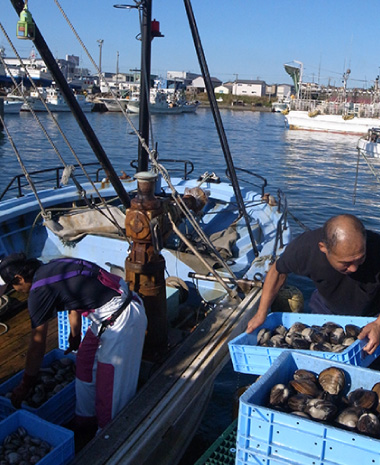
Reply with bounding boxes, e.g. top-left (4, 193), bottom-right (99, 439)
top-left (1, 0), bottom-right (380, 88)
